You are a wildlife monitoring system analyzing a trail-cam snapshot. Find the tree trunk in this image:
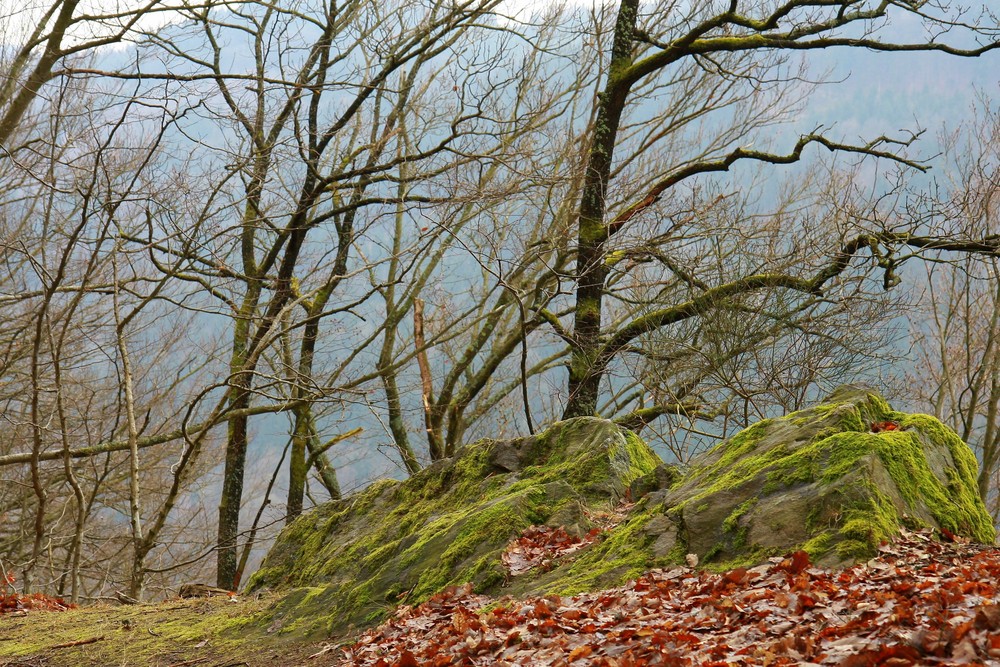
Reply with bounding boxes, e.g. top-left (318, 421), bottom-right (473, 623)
top-left (563, 0), bottom-right (638, 419)
top-left (286, 406), bottom-right (309, 521)
top-left (217, 390), bottom-right (250, 589)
